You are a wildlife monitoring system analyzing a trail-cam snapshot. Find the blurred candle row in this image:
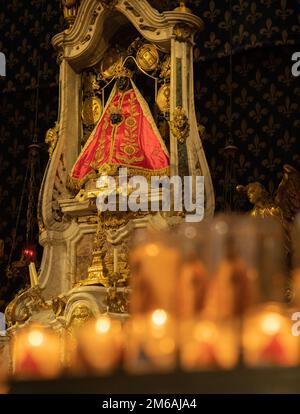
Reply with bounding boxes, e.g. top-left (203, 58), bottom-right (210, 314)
top-left (2, 214), bottom-right (300, 383)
